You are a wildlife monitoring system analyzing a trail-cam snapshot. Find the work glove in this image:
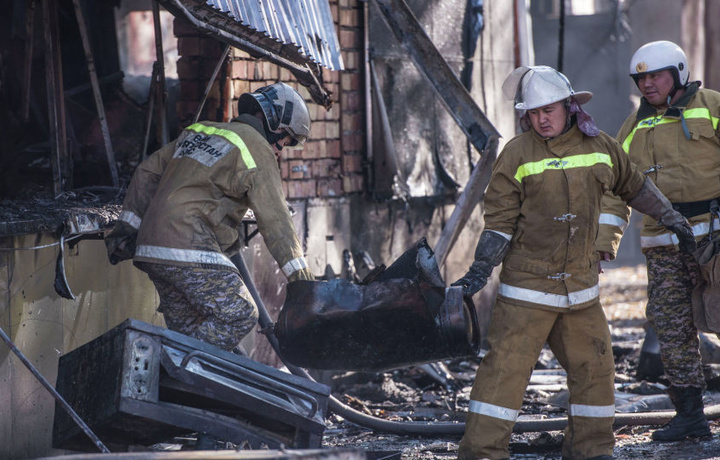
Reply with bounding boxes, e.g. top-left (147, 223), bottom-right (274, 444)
top-left (104, 220), bottom-right (138, 264)
top-left (451, 230), bottom-right (510, 298)
top-left (657, 211), bottom-right (696, 254)
top-left (452, 259), bottom-right (494, 298)
top-left (627, 178), bottom-right (696, 254)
